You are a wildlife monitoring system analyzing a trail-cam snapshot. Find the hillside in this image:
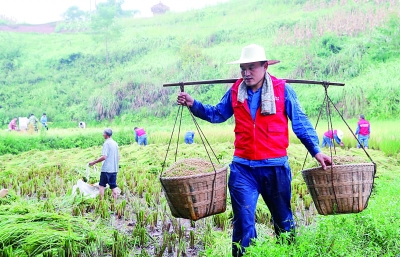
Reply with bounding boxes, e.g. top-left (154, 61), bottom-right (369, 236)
top-left (0, 0), bottom-right (399, 127)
